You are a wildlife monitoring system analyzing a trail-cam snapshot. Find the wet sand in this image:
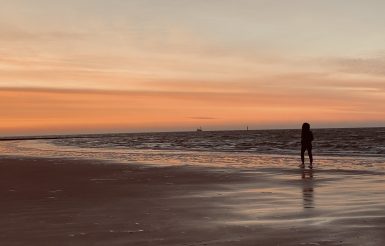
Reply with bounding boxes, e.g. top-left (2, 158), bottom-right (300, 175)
top-left (0, 157), bottom-right (384, 245)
